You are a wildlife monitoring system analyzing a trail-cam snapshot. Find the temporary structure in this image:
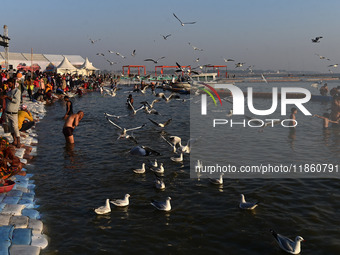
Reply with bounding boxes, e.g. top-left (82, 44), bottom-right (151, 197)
top-left (78, 57), bottom-right (98, 75)
top-left (56, 56), bottom-right (77, 74)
